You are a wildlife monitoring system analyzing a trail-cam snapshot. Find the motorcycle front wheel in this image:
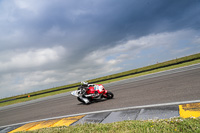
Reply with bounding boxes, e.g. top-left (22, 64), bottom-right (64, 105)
top-left (105, 91), bottom-right (114, 99)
